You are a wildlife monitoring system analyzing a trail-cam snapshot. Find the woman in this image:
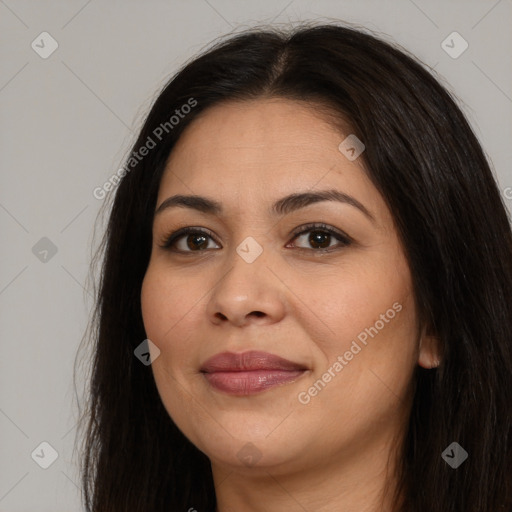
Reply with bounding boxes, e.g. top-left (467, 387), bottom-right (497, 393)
top-left (77, 22), bottom-right (512, 511)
